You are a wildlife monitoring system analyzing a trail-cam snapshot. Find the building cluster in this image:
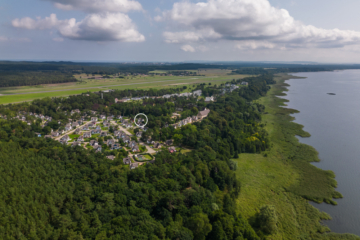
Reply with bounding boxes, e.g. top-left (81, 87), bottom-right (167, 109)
top-left (14, 112), bottom-right (54, 126)
top-left (115, 90), bottom-right (203, 103)
top-left (222, 84), bottom-right (240, 94)
top-left (173, 108), bottom-right (210, 129)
